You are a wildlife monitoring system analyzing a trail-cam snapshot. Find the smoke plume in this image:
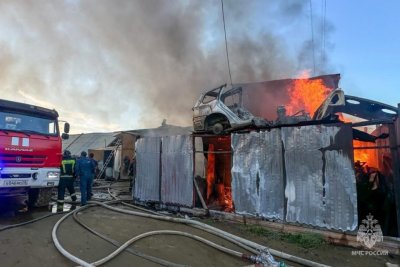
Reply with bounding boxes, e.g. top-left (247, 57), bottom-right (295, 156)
top-left (0, 0), bottom-right (333, 133)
